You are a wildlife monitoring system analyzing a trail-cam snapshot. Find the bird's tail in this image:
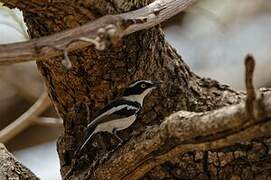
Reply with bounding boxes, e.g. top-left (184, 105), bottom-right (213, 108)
top-left (74, 128), bottom-right (96, 157)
